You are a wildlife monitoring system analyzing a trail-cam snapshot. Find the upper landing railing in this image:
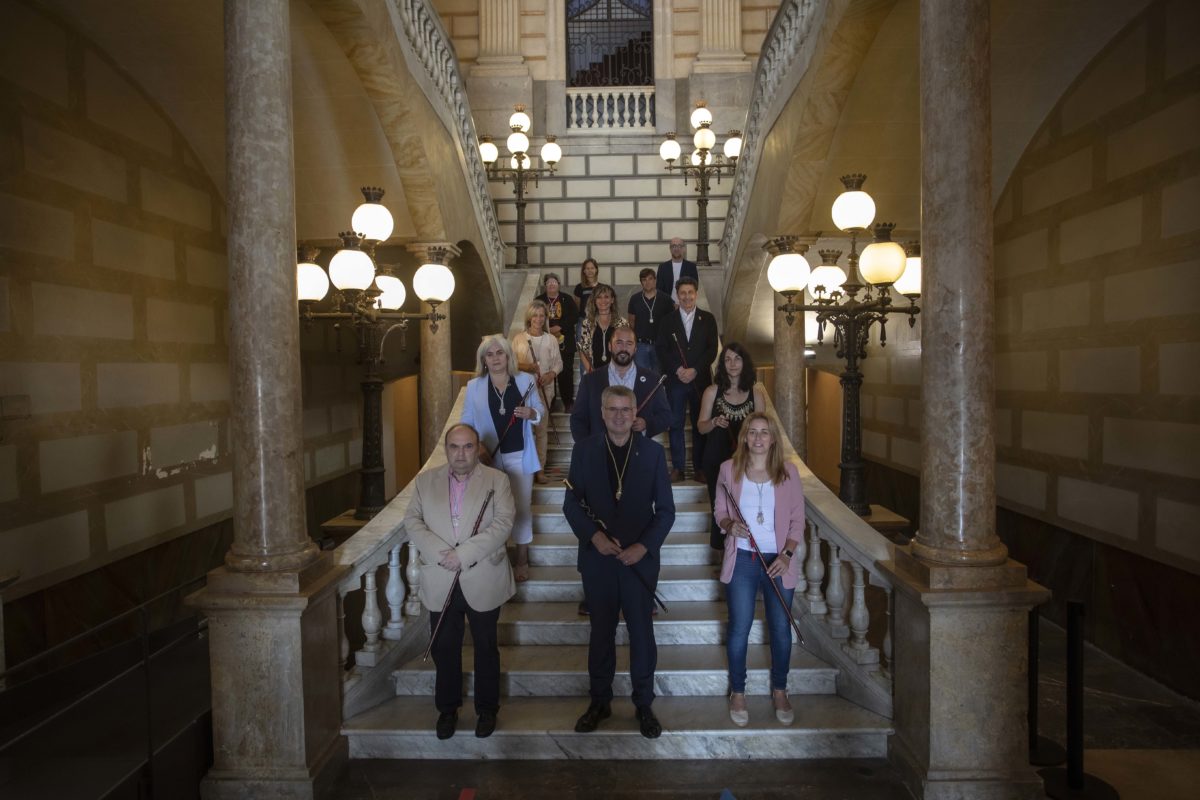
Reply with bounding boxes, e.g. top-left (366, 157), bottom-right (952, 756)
top-left (718, 0), bottom-right (822, 303)
top-left (386, 0), bottom-right (506, 276)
